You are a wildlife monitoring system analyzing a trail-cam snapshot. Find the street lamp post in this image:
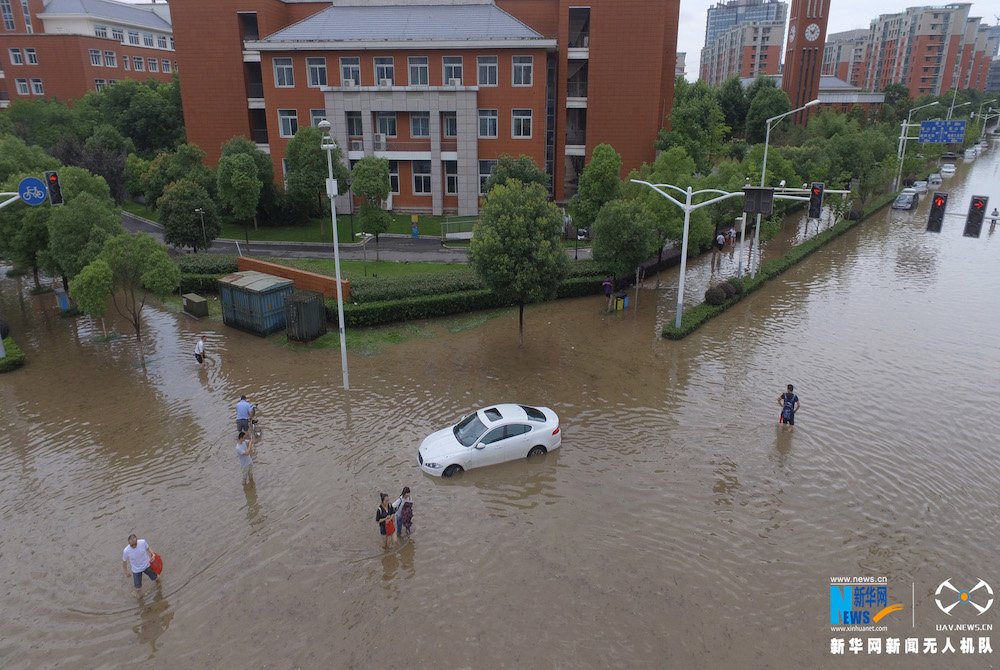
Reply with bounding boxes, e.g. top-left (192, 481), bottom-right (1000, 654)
top-left (976, 99), bottom-right (997, 135)
top-left (317, 120), bottom-right (349, 391)
top-left (193, 207), bottom-right (208, 251)
top-left (753, 99), bottom-right (820, 273)
top-left (946, 100), bottom-right (970, 120)
top-left (893, 101), bottom-right (939, 192)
